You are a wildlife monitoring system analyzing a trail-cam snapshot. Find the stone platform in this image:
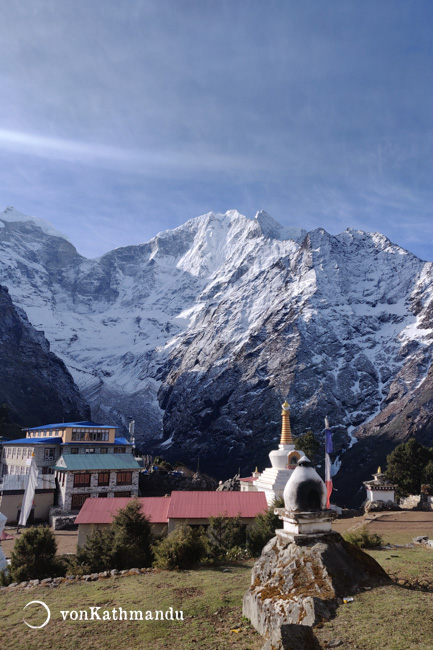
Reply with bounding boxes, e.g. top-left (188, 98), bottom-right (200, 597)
top-left (243, 530), bottom-right (389, 648)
